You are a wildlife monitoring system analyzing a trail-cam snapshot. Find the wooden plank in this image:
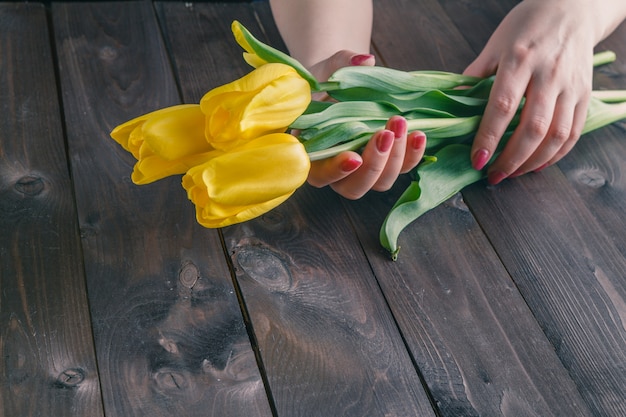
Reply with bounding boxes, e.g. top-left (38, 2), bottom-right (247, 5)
top-left (0, 3), bottom-right (104, 417)
top-left (371, 0), bottom-right (476, 72)
top-left (337, 0), bottom-right (595, 415)
top-left (51, 2), bottom-right (271, 416)
top-left (436, 0), bottom-right (517, 55)
top-left (559, 23), bottom-right (626, 258)
top-left (155, 2), bottom-right (438, 415)
top-left (438, 1), bottom-right (626, 415)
